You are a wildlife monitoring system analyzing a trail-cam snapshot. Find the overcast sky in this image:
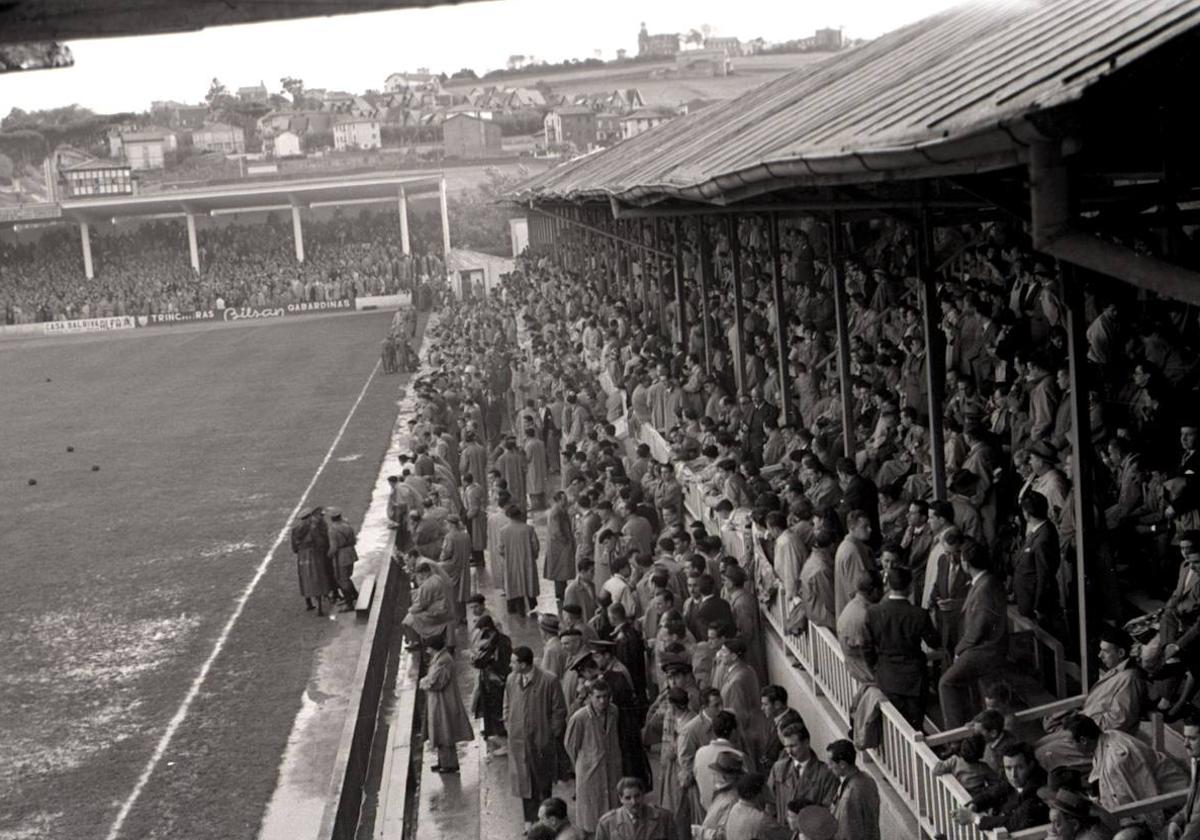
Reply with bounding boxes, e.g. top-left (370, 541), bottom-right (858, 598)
top-left (2, 0), bottom-right (964, 114)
